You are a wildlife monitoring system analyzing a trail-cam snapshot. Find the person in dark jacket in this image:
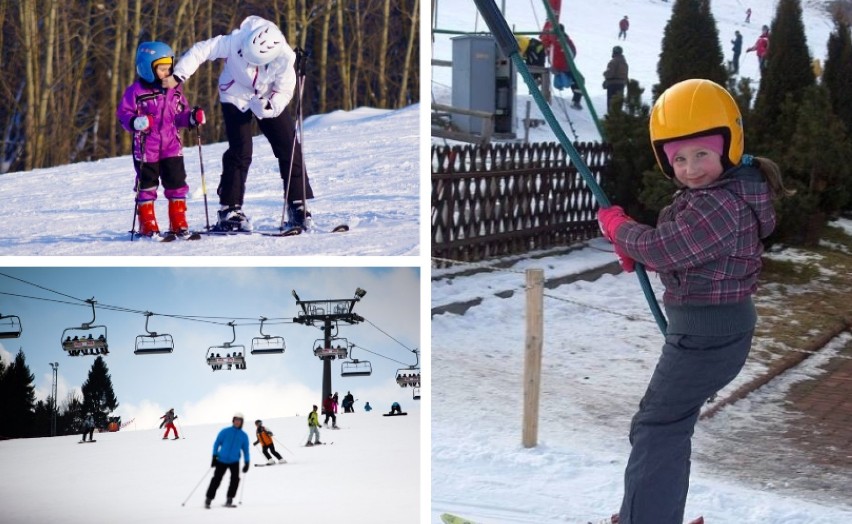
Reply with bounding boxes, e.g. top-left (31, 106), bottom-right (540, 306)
top-left (602, 46), bottom-right (629, 110)
top-left (205, 412), bottom-right (250, 508)
top-left (731, 31), bottom-right (743, 74)
top-left (597, 79), bottom-right (790, 524)
top-left (81, 414), bottom-right (96, 442)
top-left (342, 391), bottom-right (356, 413)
